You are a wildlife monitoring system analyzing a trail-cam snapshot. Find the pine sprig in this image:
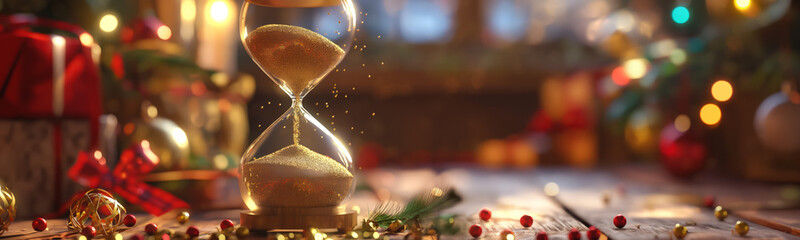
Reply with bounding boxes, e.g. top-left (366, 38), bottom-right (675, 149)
top-left (368, 188), bottom-right (461, 228)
